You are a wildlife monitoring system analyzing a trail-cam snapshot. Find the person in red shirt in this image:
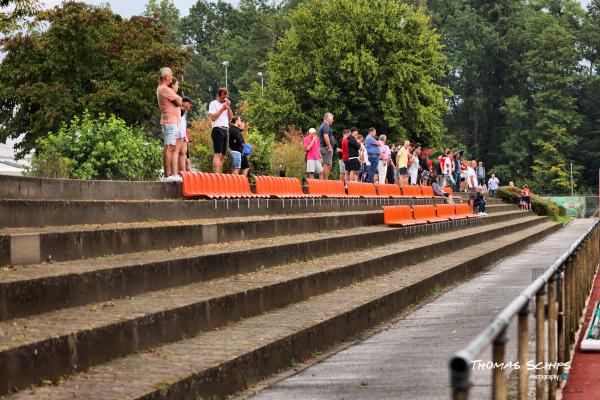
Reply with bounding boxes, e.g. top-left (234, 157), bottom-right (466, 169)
top-left (521, 184), bottom-right (532, 211)
top-left (337, 129), bottom-right (350, 183)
